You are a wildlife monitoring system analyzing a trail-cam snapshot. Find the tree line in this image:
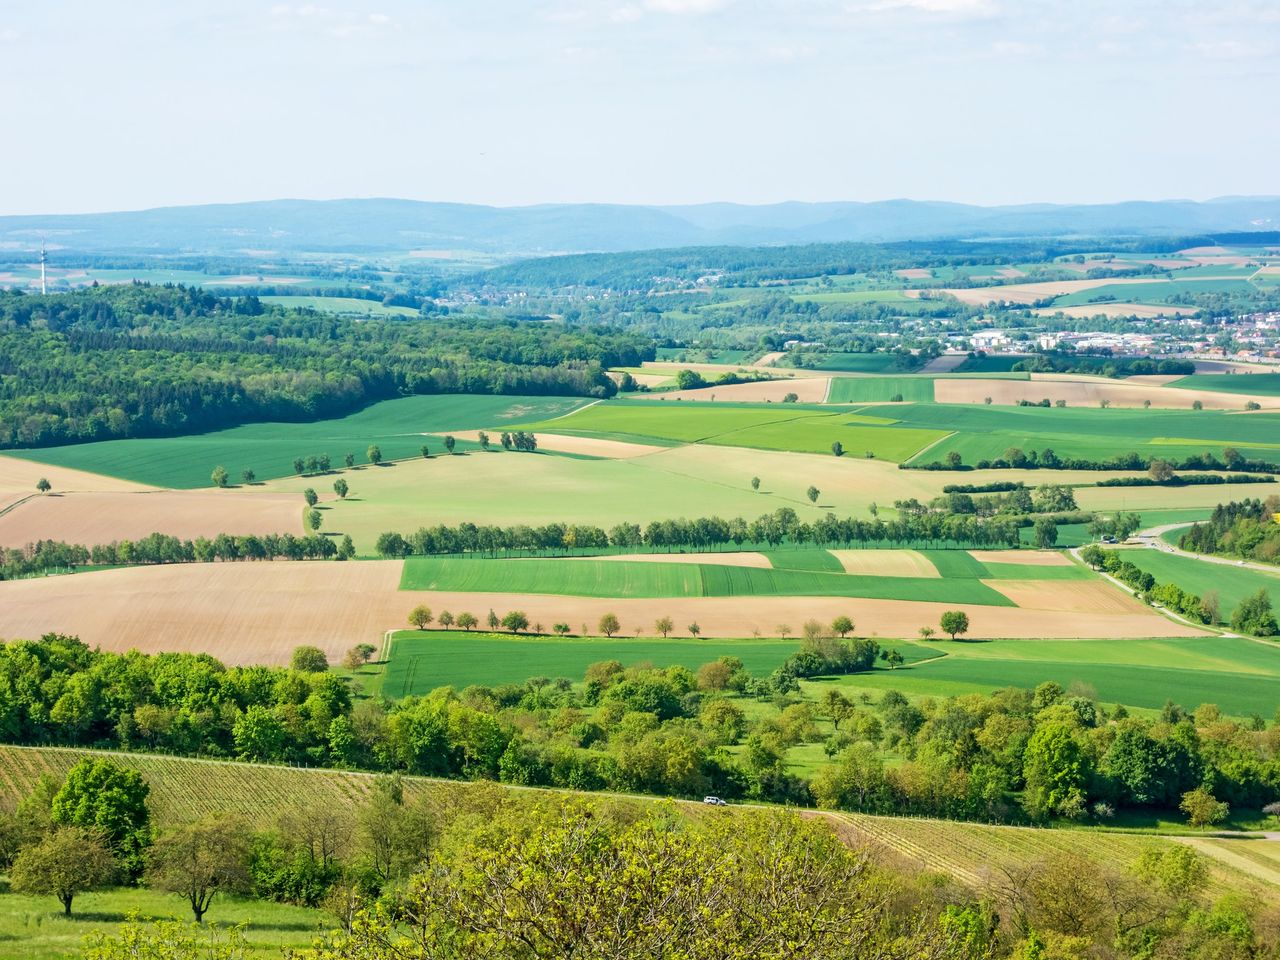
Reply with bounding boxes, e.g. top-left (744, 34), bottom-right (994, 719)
top-left (0, 283), bottom-right (652, 448)
top-left (911, 445), bottom-right (1280, 474)
top-left (374, 506), bottom-right (1024, 558)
